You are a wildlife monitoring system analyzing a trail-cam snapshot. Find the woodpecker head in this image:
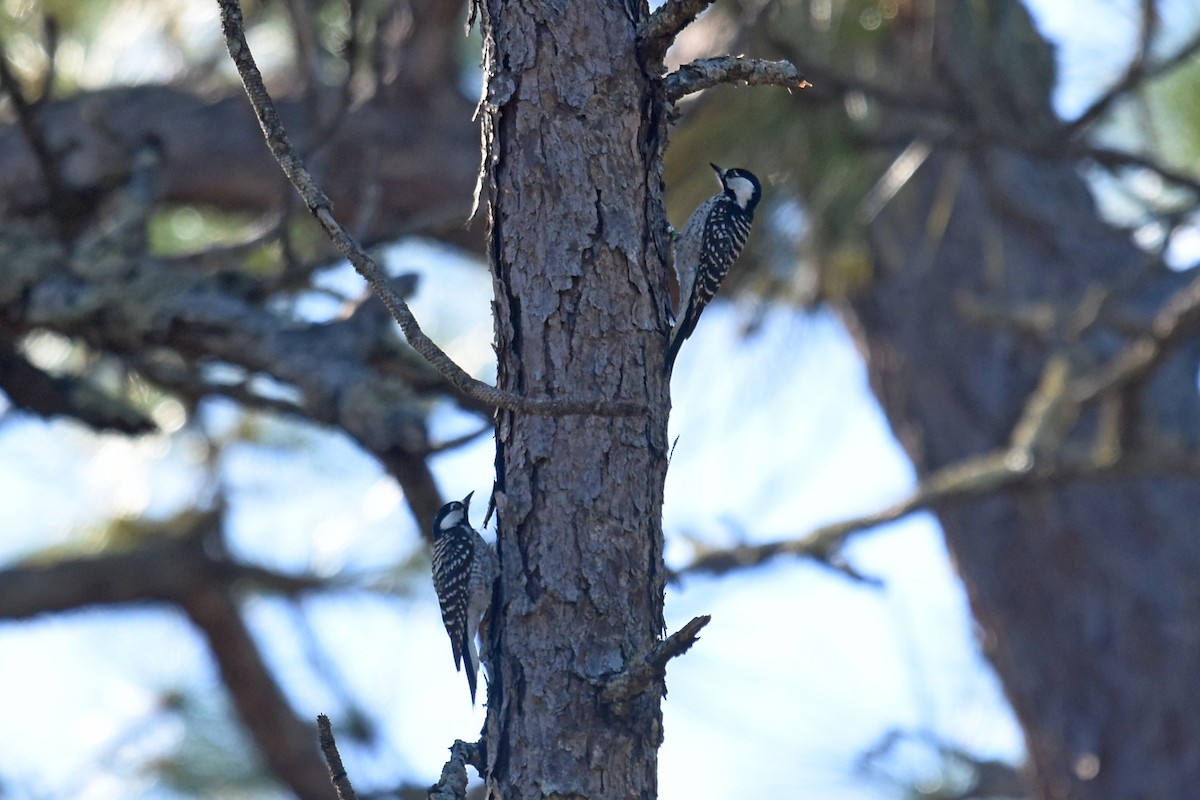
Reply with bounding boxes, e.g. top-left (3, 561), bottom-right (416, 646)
top-left (712, 164), bottom-right (762, 214)
top-left (434, 491), bottom-right (473, 534)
